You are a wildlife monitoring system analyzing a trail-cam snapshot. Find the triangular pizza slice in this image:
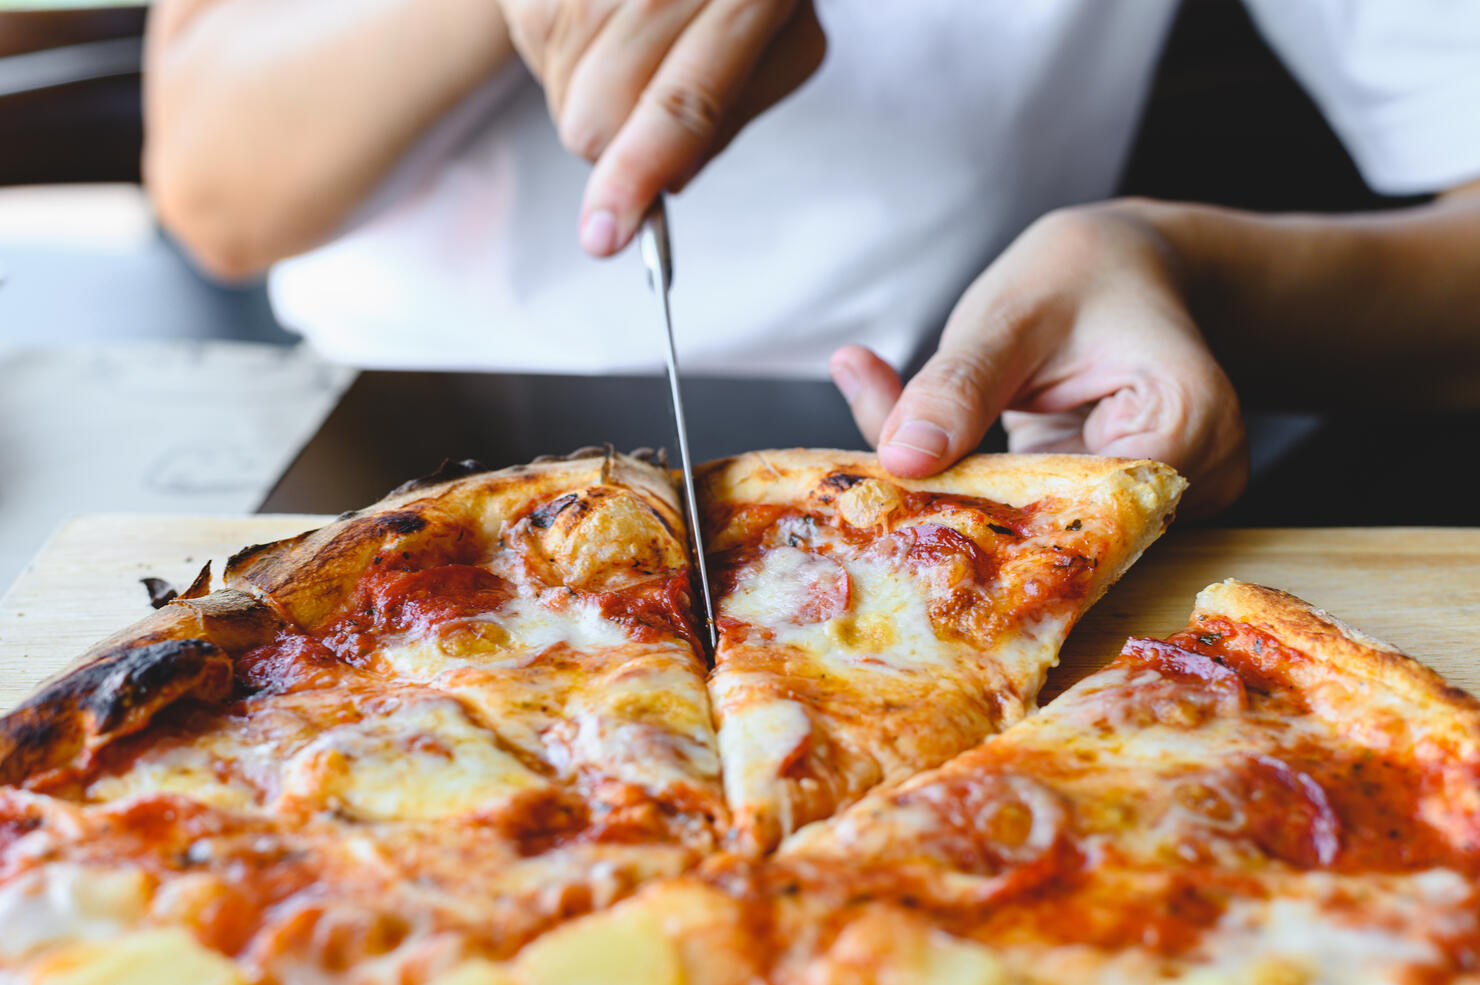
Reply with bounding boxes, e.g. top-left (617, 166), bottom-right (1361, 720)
top-left (759, 580), bottom-right (1480, 983)
top-left (0, 451), bottom-right (725, 980)
top-left (698, 450), bottom-right (1186, 852)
